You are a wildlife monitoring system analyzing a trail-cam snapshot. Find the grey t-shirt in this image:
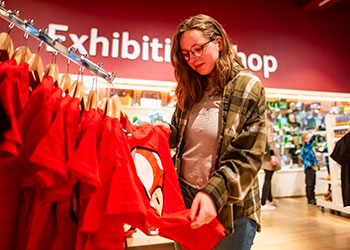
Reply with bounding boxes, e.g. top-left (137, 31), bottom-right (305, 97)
top-left (181, 84), bottom-right (222, 189)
